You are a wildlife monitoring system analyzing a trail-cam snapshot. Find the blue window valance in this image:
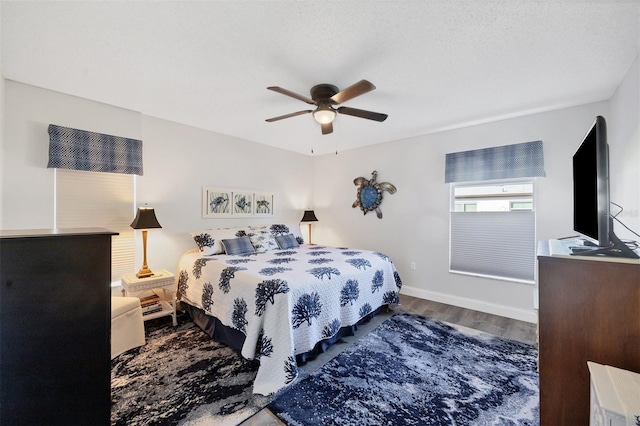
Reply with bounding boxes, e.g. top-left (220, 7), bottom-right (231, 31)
top-left (47, 124), bottom-right (143, 175)
top-left (445, 140), bottom-right (545, 183)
